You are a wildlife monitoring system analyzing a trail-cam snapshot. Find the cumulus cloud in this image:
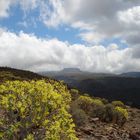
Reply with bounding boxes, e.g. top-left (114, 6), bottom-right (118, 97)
top-left (1, 0), bottom-right (140, 46)
top-left (0, 30), bottom-right (140, 73)
top-left (0, 0), bottom-right (140, 73)
top-left (118, 6), bottom-right (140, 26)
top-left (39, 0), bottom-right (140, 45)
top-left (79, 31), bottom-right (106, 44)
